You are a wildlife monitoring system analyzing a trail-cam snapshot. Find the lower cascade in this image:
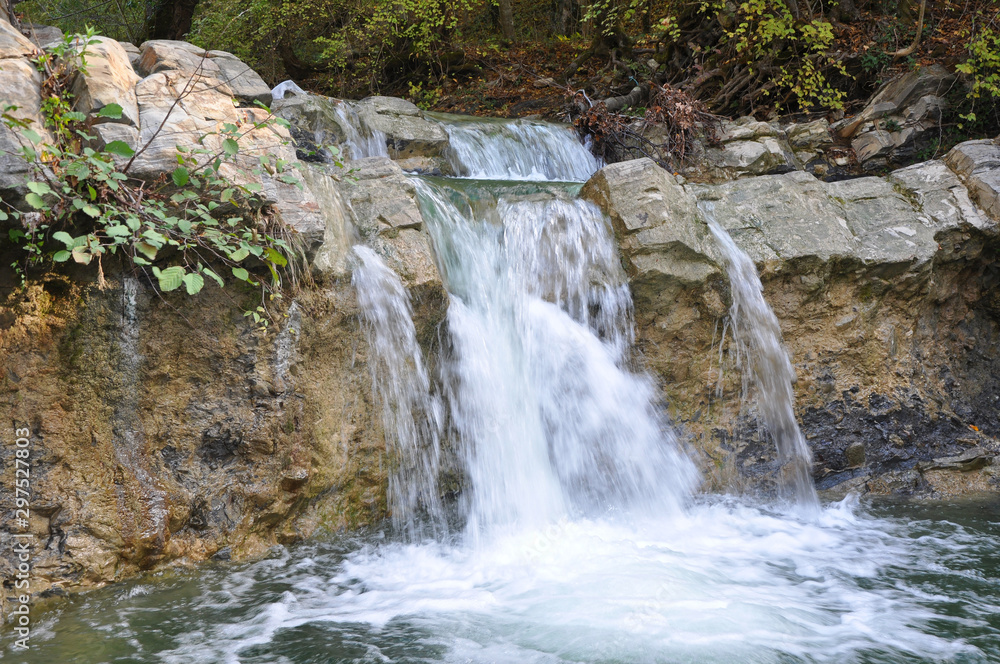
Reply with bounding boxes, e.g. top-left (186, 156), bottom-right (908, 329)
top-left (13, 114), bottom-right (1000, 664)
